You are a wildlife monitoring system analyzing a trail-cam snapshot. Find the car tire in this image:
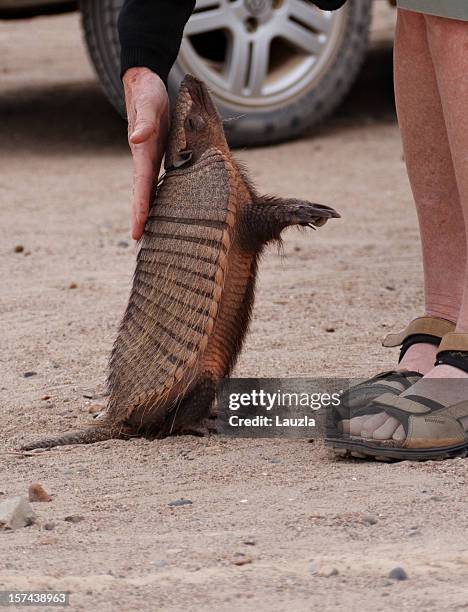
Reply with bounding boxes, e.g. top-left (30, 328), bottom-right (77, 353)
top-left (80, 0), bottom-right (372, 147)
